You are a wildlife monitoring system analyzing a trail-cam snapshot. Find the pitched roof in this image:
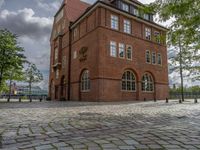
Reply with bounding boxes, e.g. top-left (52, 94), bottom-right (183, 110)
top-left (63, 0), bottom-right (91, 22)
